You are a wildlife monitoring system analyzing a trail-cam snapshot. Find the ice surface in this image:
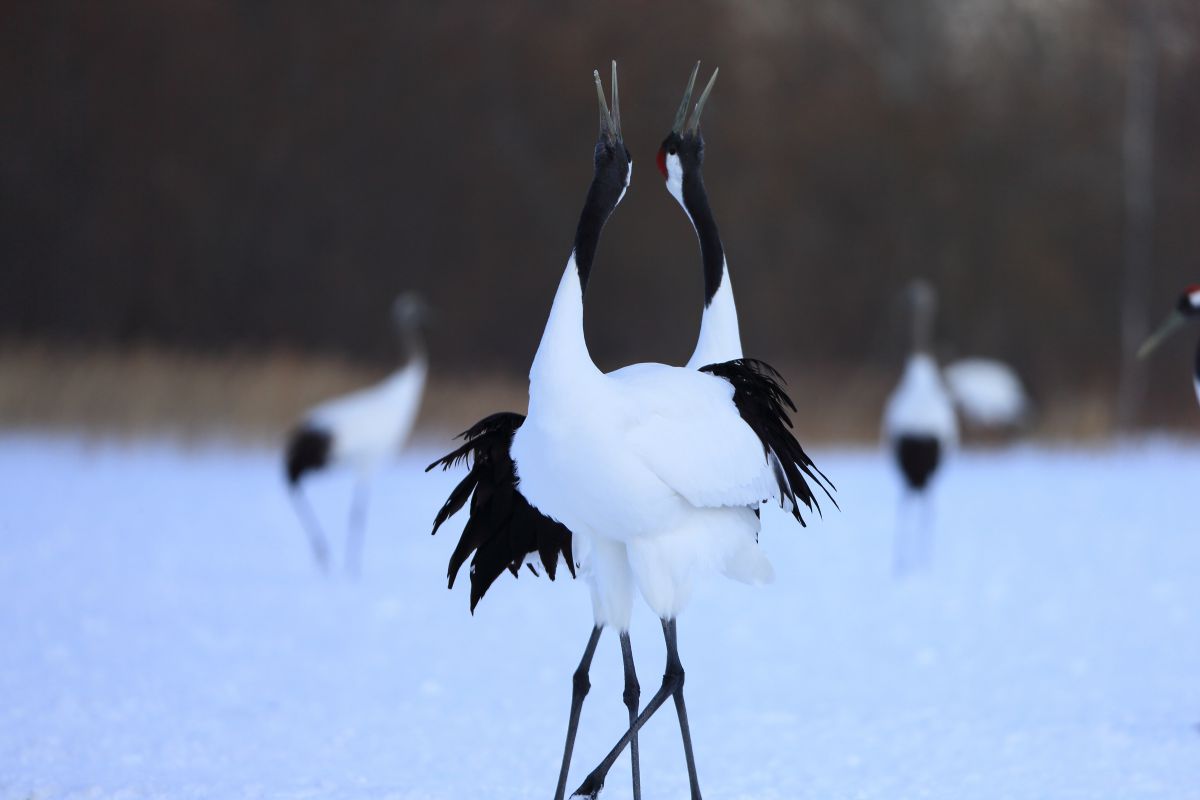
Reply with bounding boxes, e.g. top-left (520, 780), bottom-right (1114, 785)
top-left (1, 434), bottom-right (1198, 799)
